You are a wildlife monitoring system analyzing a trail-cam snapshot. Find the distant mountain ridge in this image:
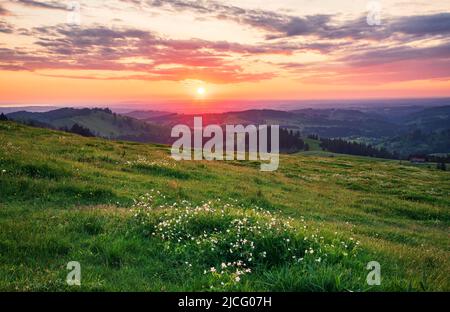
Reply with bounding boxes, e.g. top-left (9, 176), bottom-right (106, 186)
top-left (139, 105), bottom-right (450, 135)
top-left (136, 105), bottom-right (450, 156)
top-left (122, 110), bottom-right (174, 120)
top-left (0, 106), bottom-right (60, 114)
top-left (6, 105), bottom-right (450, 156)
